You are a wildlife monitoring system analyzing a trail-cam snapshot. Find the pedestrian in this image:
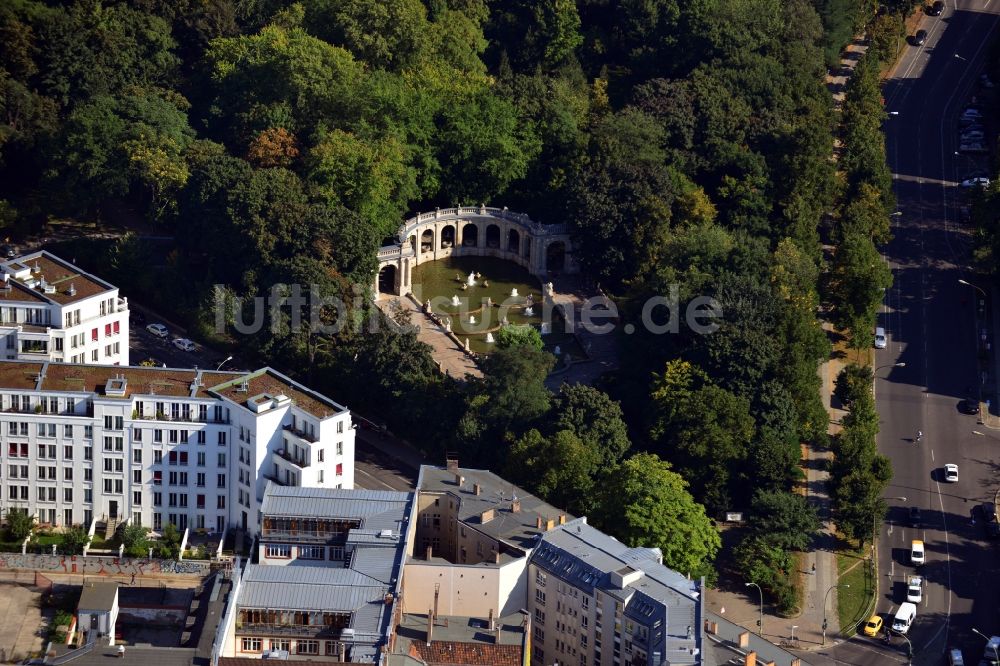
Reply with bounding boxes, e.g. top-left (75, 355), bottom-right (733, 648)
top-left (811, 563), bottom-right (816, 574)
top-left (130, 572), bottom-right (135, 585)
